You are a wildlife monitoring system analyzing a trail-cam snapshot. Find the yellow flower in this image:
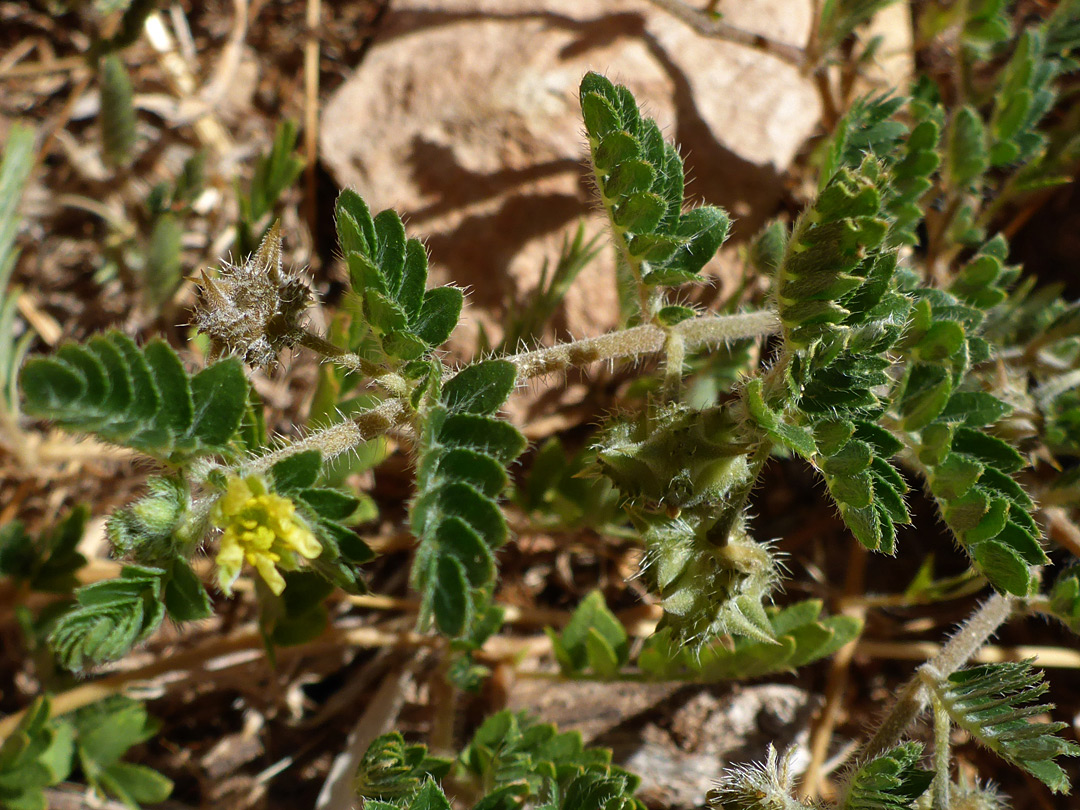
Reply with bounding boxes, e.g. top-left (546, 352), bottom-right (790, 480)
top-left (212, 474), bottom-right (322, 595)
